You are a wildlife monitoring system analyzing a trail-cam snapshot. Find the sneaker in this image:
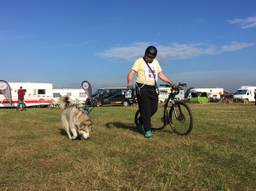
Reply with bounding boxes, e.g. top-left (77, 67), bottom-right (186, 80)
top-left (144, 130), bottom-right (153, 138)
top-left (136, 123), bottom-right (145, 134)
